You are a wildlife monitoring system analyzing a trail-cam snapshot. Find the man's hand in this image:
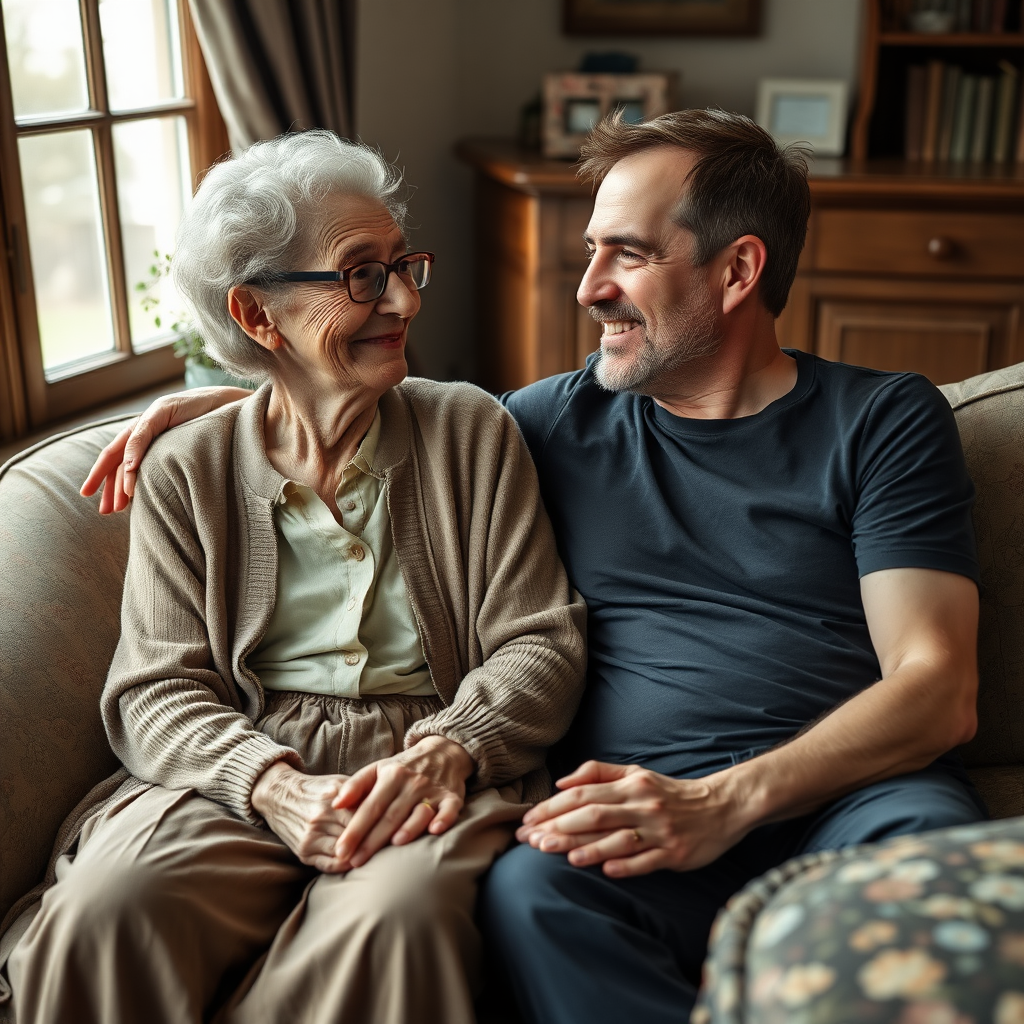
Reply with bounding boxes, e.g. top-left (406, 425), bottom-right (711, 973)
top-left (251, 761), bottom-right (355, 873)
top-left (80, 386), bottom-right (253, 513)
top-left (520, 568), bottom-right (979, 881)
top-left (516, 760), bottom-right (754, 878)
top-left (331, 736), bottom-right (475, 869)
